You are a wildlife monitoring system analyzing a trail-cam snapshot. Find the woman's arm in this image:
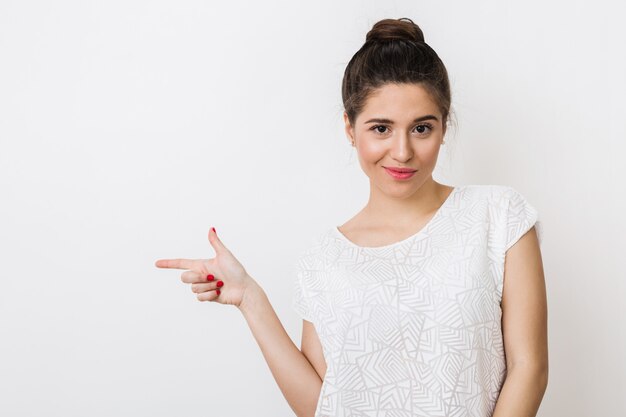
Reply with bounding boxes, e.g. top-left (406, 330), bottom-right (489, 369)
top-left (492, 226), bottom-right (549, 417)
top-left (155, 228), bottom-right (322, 417)
top-left (238, 281), bottom-right (322, 417)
